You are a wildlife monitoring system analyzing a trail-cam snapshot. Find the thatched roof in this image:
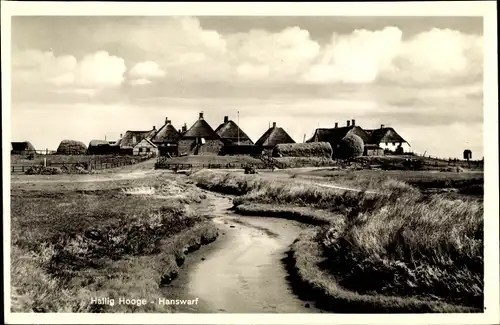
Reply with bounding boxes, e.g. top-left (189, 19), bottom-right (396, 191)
top-left (56, 139), bottom-right (87, 155)
top-left (215, 119), bottom-right (253, 144)
top-left (182, 113), bottom-right (220, 140)
top-left (88, 139), bottom-right (110, 147)
top-left (11, 141), bottom-right (36, 152)
top-left (365, 127), bottom-right (409, 145)
top-left (120, 130), bottom-right (155, 149)
top-left (151, 120), bottom-right (180, 144)
top-left (306, 126), bottom-right (370, 145)
top-left (255, 124), bottom-right (295, 147)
